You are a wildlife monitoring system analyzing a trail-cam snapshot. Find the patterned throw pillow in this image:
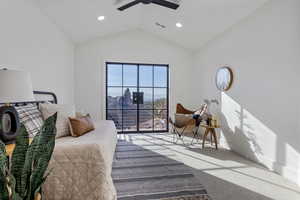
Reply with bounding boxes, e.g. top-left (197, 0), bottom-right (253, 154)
top-left (15, 104), bottom-right (44, 137)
